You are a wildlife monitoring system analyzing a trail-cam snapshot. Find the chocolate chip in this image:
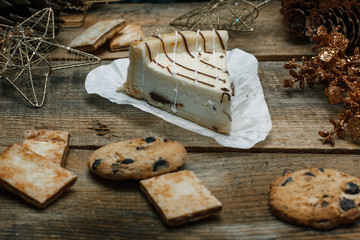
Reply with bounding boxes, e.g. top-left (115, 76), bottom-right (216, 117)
top-left (305, 172), bottom-right (316, 177)
top-left (136, 146), bottom-right (146, 150)
top-left (282, 169), bottom-right (293, 177)
top-left (92, 159), bottom-right (102, 171)
top-left (164, 139), bottom-right (168, 142)
top-left (152, 158), bottom-right (169, 172)
top-left (321, 201), bottom-right (329, 207)
top-left (323, 195), bottom-right (329, 198)
top-left (340, 198), bottom-right (356, 211)
top-left (318, 219), bottom-right (329, 223)
top-left (150, 92), bottom-right (171, 104)
top-left (345, 182), bottom-right (360, 194)
top-left (121, 158), bottom-right (134, 164)
top-left (319, 168), bottom-right (324, 172)
top-left (112, 163), bottom-right (119, 175)
top-left (281, 177), bottom-right (293, 186)
top-left (145, 137), bottom-right (156, 143)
